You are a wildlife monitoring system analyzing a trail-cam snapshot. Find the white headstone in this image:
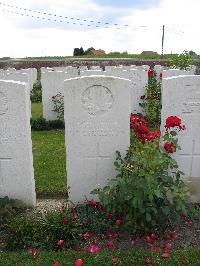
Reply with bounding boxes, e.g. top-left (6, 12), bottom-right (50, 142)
top-left (41, 71), bottom-right (76, 120)
top-left (0, 80), bottom-right (36, 205)
top-left (64, 75), bottom-right (131, 203)
top-left (161, 75), bottom-right (200, 202)
top-left (90, 66), bottom-right (102, 70)
top-left (80, 70), bottom-right (103, 76)
top-left (163, 69), bottom-right (194, 78)
top-left (104, 69), bottom-right (148, 114)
